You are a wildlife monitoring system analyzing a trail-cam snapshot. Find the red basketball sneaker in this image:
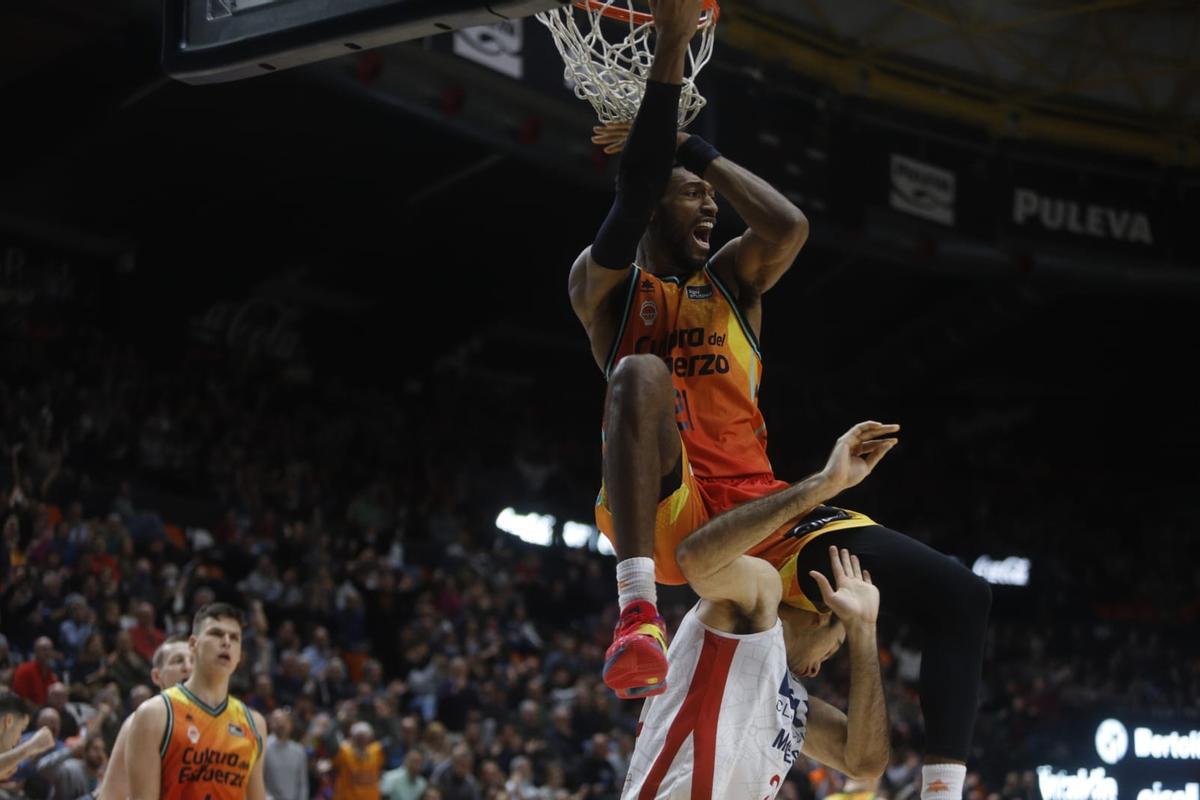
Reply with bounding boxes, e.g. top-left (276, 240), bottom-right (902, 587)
top-left (603, 600), bottom-right (669, 699)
